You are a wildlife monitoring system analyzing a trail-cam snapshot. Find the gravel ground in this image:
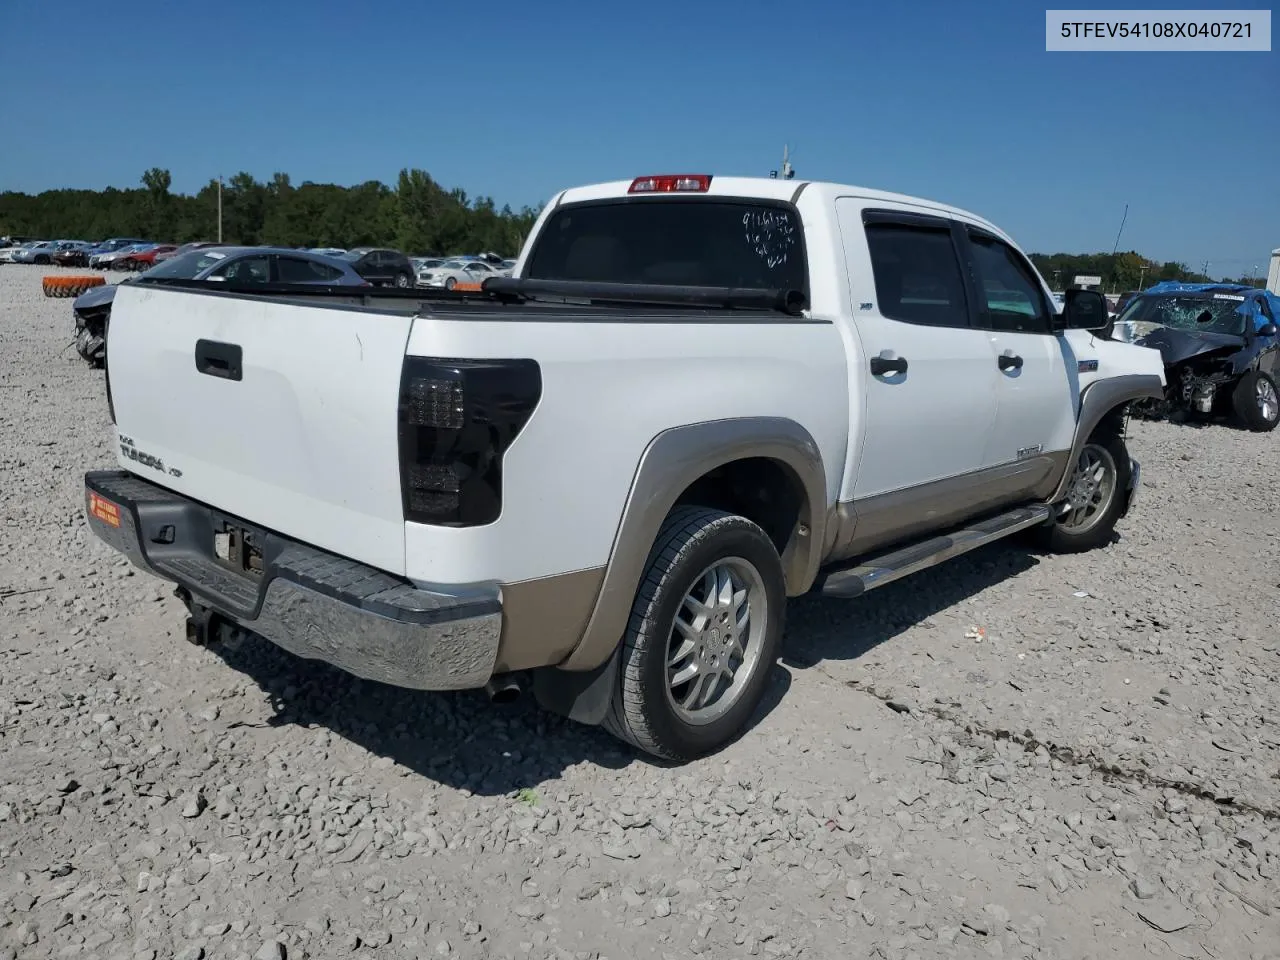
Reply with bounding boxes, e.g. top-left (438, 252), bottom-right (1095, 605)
top-left (2, 263), bottom-right (1278, 960)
